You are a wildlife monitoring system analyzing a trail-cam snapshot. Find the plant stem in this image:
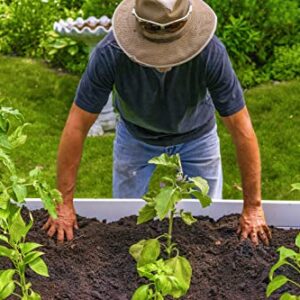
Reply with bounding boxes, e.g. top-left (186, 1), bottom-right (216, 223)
top-left (166, 209), bottom-right (175, 258)
top-left (288, 278), bottom-right (300, 289)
